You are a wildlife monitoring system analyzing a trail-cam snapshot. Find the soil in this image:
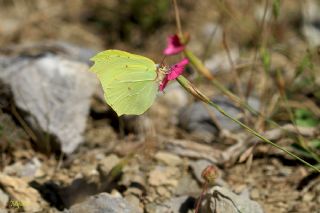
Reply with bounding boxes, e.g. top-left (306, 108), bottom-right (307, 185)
top-left (0, 1), bottom-right (319, 213)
